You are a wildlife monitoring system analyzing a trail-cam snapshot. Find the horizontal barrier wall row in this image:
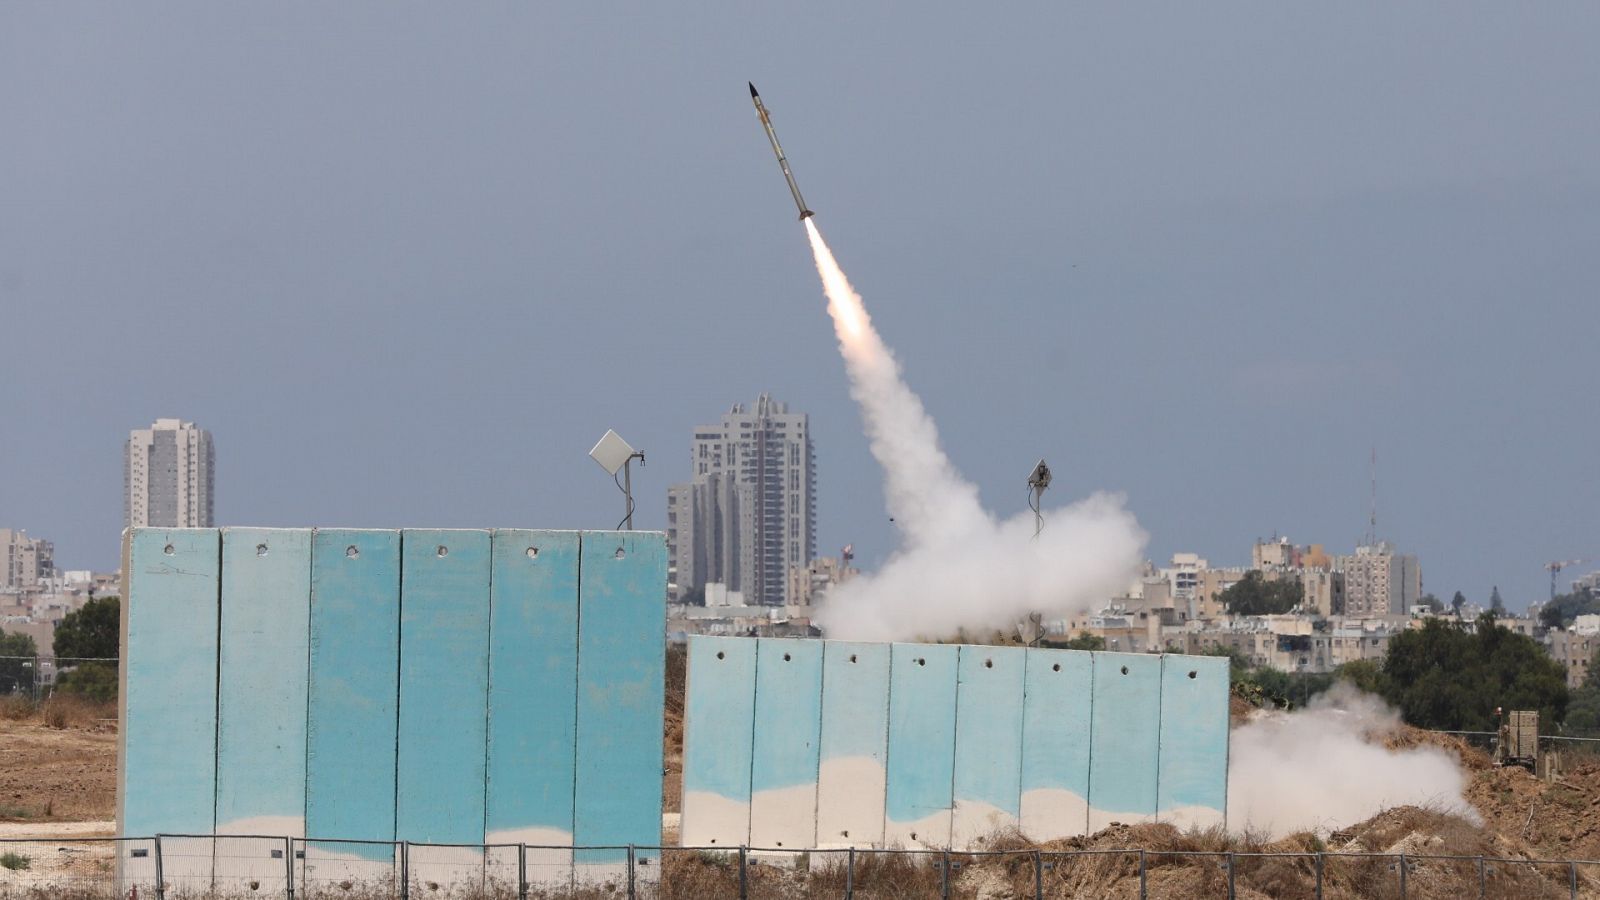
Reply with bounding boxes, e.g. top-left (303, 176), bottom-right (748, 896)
top-left (680, 636), bottom-right (1228, 851)
top-left (118, 526), bottom-right (666, 891)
